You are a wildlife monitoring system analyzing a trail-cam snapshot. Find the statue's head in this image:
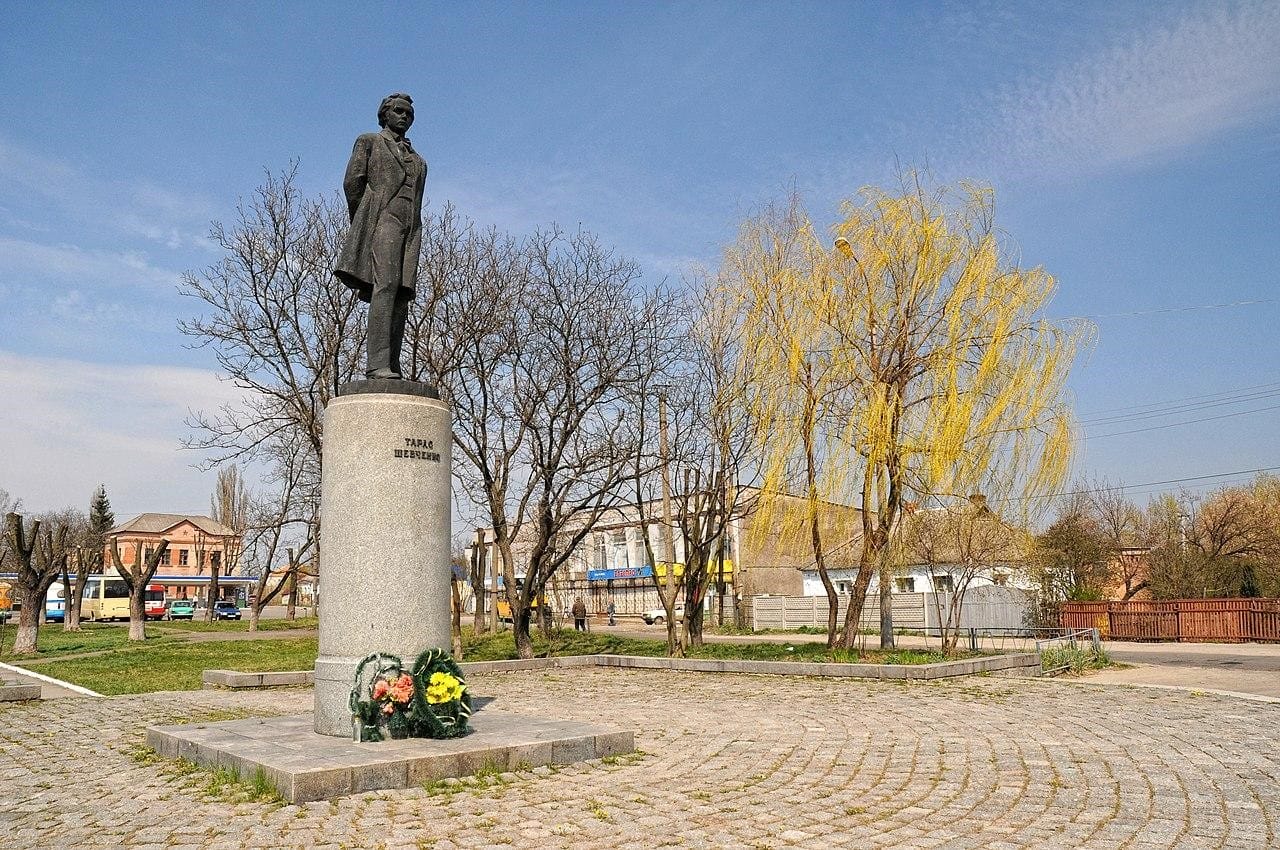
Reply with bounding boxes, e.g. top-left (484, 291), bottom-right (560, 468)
top-left (377, 93), bottom-right (415, 133)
